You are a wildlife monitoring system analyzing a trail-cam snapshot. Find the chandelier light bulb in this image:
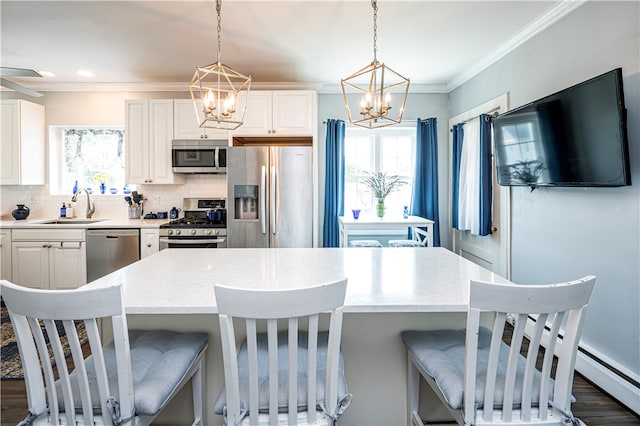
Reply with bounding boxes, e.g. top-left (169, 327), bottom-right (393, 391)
top-left (203, 89), bottom-right (216, 113)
